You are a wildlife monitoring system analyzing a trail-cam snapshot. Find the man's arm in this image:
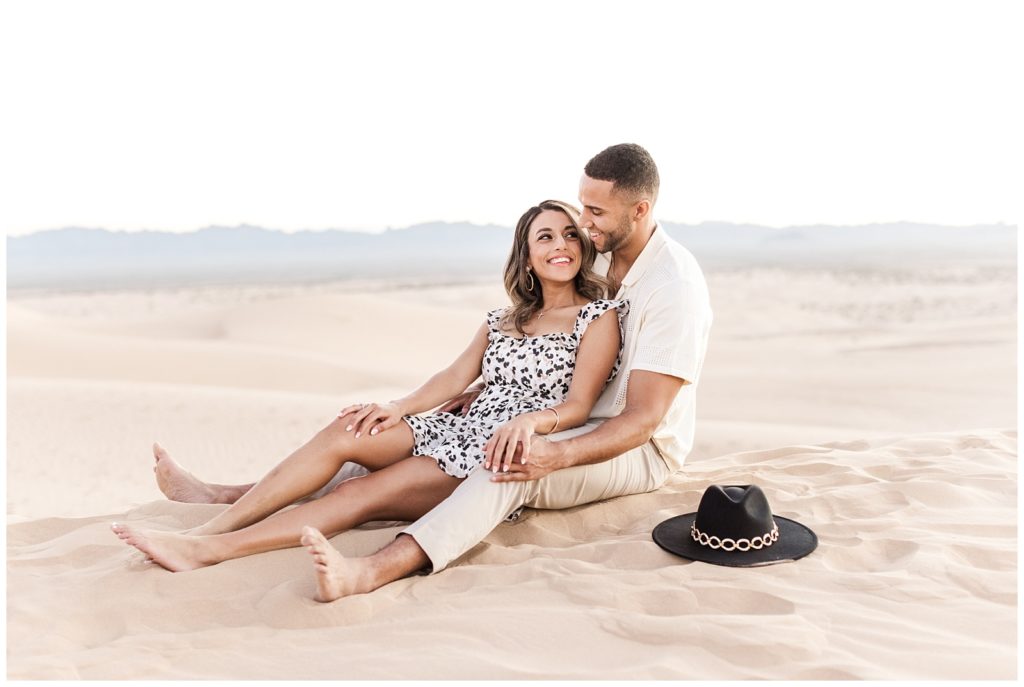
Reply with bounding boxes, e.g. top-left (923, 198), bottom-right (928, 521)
top-left (492, 369), bottom-right (686, 482)
top-left (434, 380), bottom-right (484, 416)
